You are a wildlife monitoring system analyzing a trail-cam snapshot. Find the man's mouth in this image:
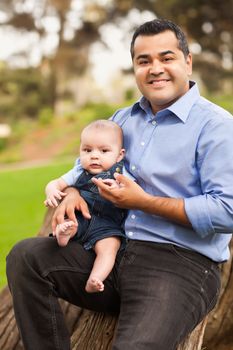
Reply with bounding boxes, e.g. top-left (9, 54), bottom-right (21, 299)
top-left (147, 78), bottom-right (170, 87)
